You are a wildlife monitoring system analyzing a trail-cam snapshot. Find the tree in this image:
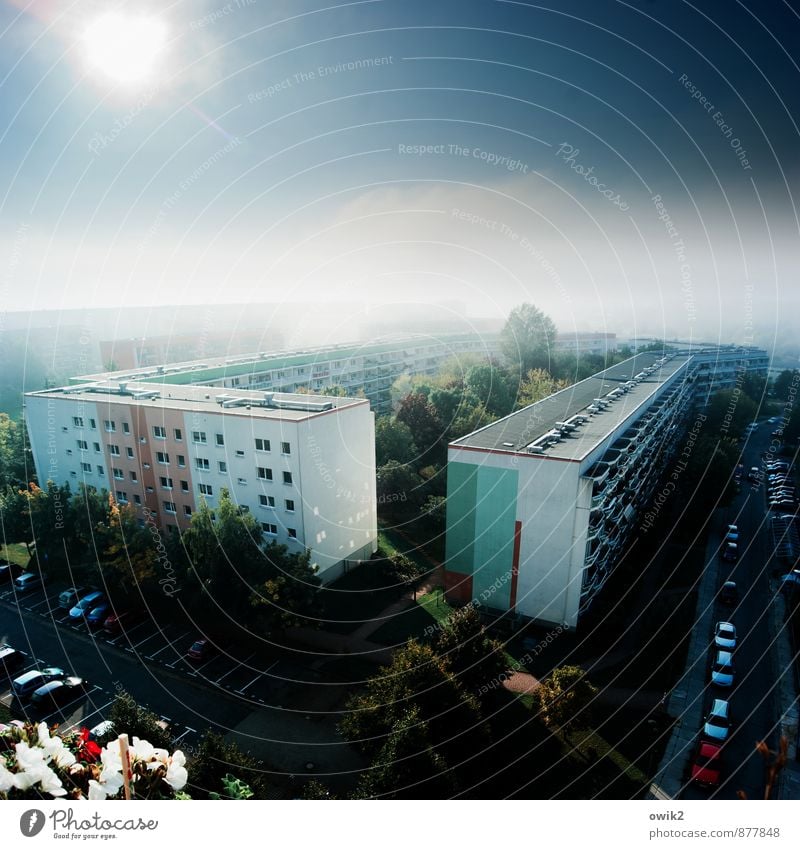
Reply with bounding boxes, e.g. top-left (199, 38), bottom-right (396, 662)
top-left (434, 605), bottom-right (509, 697)
top-left (464, 364), bottom-right (514, 418)
top-left (376, 461), bottom-right (424, 519)
top-left (352, 706), bottom-right (454, 799)
top-left (249, 542), bottom-right (321, 634)
top-left (772, 370), bottom-right (798, 402)
top-left (396, 393), bottom-right (445, 464)
top-left (107, 690), bottom-right (174, 749)
top-left (340, 640), bottom-right (486, 761)
top-left (99, 501), bottom-right (159, 600)
top-left (500, 303), bottom-right (557, 375)
top-left (186, 730), bottom-right (275, 800)
top-left (0, 414), bottom-right (29, 488)
top-left (516, 368), bottom-right (570, 409)
top-left (703, 389), bottom-right (758, 439)
top-left (680, 434), bottom-right (740, 508)
top-left (375, 417), bottom-right (418, 467)
top-left (534, 665), bottom-right (598, 735)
